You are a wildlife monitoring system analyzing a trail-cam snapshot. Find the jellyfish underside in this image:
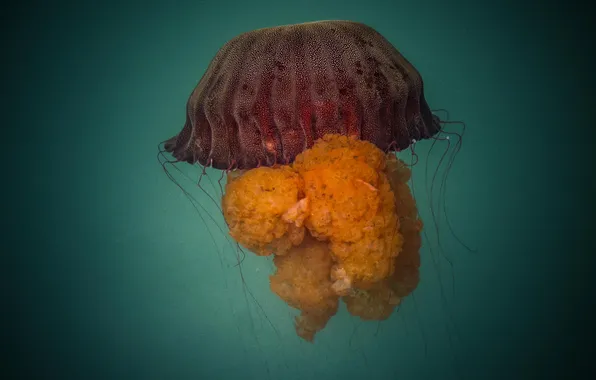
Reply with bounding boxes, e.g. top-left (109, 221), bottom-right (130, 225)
top-left (221, 133), bottom-right (422, 342)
